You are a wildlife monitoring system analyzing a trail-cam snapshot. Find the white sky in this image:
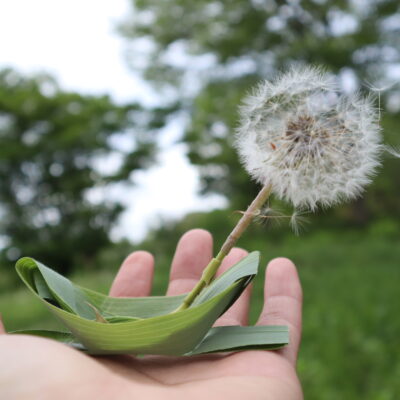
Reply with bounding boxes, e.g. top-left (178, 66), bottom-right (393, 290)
top-left (0, 0), bottom-right (150, 103)
top-left (0, 0), bottom-right (225, 242)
